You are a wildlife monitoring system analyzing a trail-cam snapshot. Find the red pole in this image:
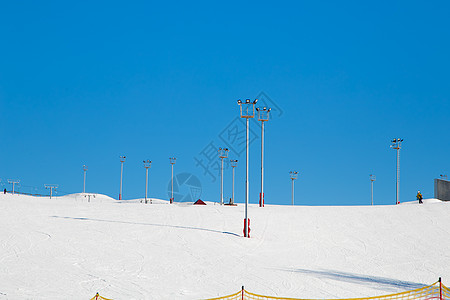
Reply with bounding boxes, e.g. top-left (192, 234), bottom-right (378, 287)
top-left (439, 277), bottom-right (442, 300)
top-left (241, 286), bottom-right (244, 300)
